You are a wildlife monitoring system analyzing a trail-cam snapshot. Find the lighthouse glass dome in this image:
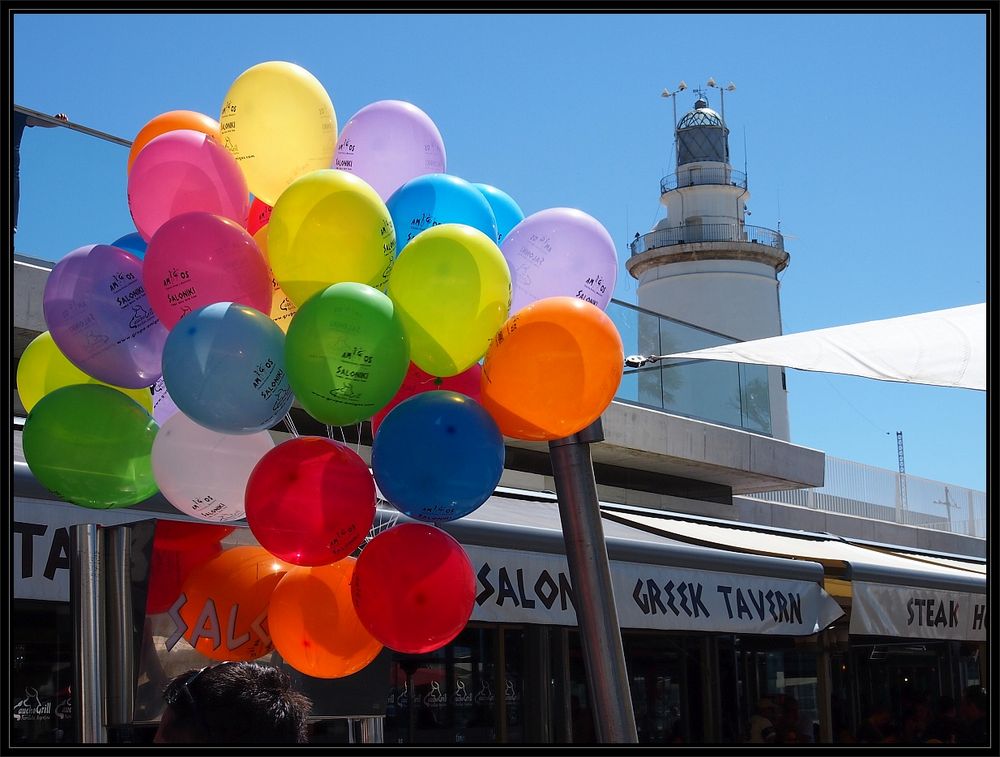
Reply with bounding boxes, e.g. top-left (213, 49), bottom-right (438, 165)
top-left (676, 102), bottom-right (729, 166)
